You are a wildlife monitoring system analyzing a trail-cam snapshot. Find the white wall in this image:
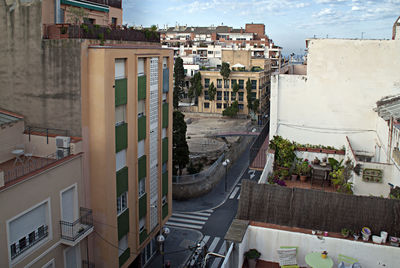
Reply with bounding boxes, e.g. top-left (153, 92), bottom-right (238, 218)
top-left (238, 225), bottom-right (400, 268)
top-left (259, 151), bottom-right (274, 184)
top-left (270, 39), bottom-right (400, 150)
top-left (352, 161), bottom-right (392, 197)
